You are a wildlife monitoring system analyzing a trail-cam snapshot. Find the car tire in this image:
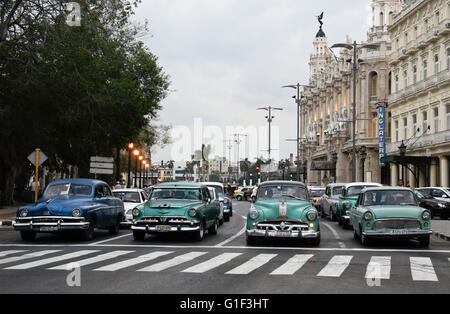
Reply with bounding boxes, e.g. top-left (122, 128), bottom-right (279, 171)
top-left (310, 236), bottom-right (321, 246)
top-left (108, 216), bottom-right (121, 235)
top-left (338, 214), bottom-right (343, 226)
top-left (224, 213), bottom-right (230, 222)
top-left (419, 236), bottom-right (430, 247)
top-left (361, 232), bottom-right (371, 246)
top-left (81, 216), bottom-right (95, 241)
top-left (194, 221), bottom-right (205, 241)
top-left (246, 234), bottom-right (257, 246)
top-left (329, 209), bottom-right (335, 221)
top-left (237, 196), bottom-right (242, 201)
top-left (230, 208), bottom-right (233, 217)
top-left (219, 217), bottom-right (224, 226)
top-left (353, 228), bottom-right (360, 240)
top-left (208, 219), bottom-right (218, 235)
top-left (20, 231), bottom-right (36, 241)
top-left (133, 230), bottom-right (145, 241)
